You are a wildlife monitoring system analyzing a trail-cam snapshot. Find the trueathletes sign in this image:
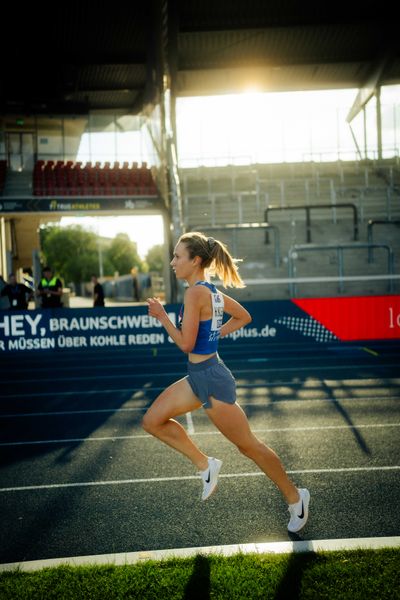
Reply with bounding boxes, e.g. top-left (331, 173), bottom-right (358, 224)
top-left (0, 296), bottom-right (399, 353)
top-left (0, 197), bottom-right (162, 213)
